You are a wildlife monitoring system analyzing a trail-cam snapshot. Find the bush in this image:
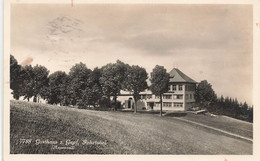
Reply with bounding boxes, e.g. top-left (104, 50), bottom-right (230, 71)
top-left (111, 101), bottom-right (122, 109)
